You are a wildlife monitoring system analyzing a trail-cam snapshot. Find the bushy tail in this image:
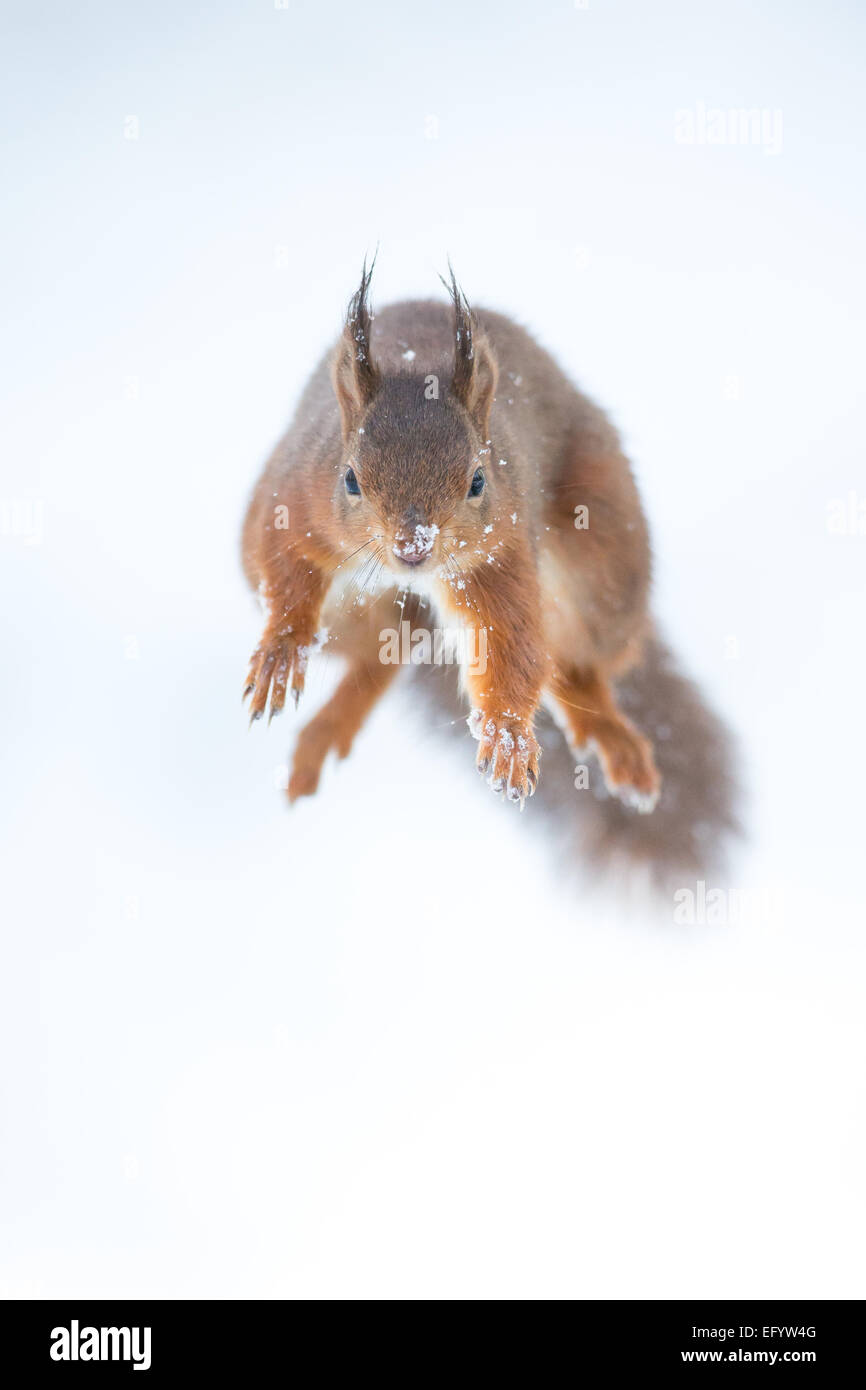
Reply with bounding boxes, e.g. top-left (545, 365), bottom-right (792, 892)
top-left (418, 631), bottom-right (741, 891)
